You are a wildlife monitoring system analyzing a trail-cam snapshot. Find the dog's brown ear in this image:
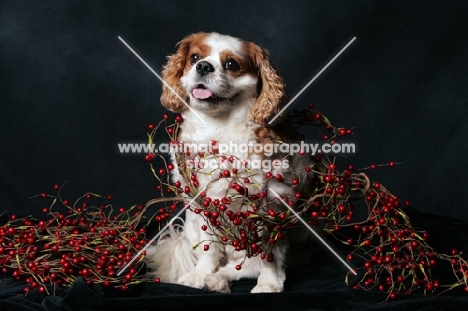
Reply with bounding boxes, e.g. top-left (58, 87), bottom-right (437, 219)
top-left (248, 43), bottom-right (285, 126)
top-left (160, 39), bottom-right (191, 113)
